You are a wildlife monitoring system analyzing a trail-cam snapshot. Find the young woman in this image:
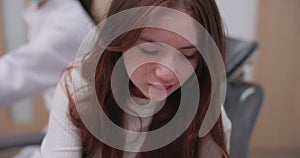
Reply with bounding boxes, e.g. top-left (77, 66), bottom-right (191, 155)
top-left (41, 0), bottom-right (231, 157)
